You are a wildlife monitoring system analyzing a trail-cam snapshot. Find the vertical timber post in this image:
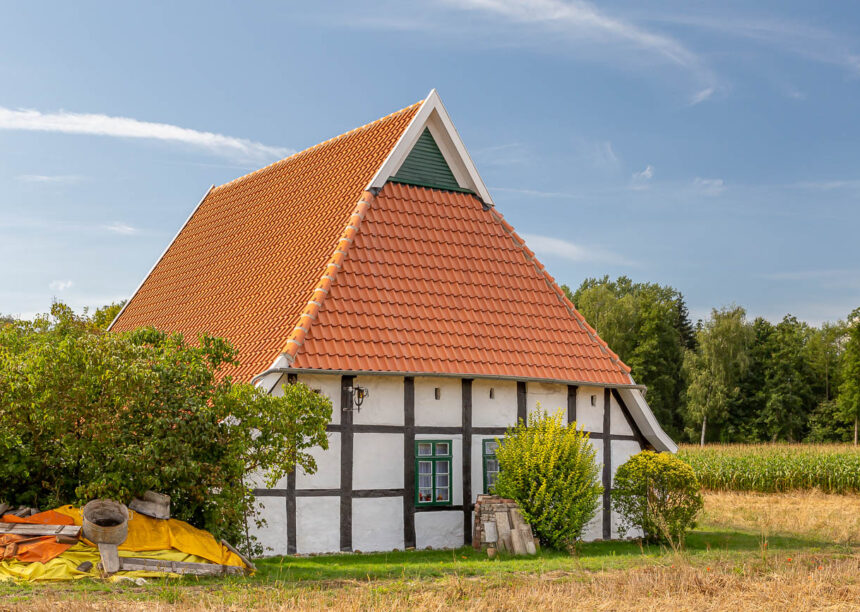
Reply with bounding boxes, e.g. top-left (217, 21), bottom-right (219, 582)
top-left (567, 385), bottom-right (578, 425)
top-left (462, 378), bottom-right (473, 546)
top-left (516, 381), bottom-right (527, 424)
top-left (286, 373), bottom-right (298, 554)
top-left (340, 375), bottom-right (354, 552)
top-left (602, 388), bottom-right (612, 540)
top-left (403, 377), bottom-right (416, 549)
